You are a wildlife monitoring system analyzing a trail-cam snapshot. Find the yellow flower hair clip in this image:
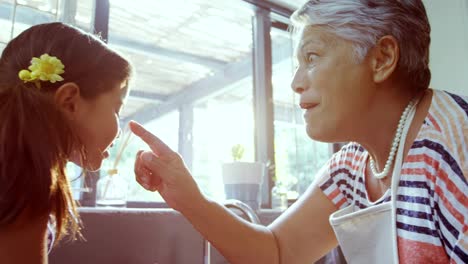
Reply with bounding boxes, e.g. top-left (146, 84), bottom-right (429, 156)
top-left (18, 53), bottom-right (65, 89)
